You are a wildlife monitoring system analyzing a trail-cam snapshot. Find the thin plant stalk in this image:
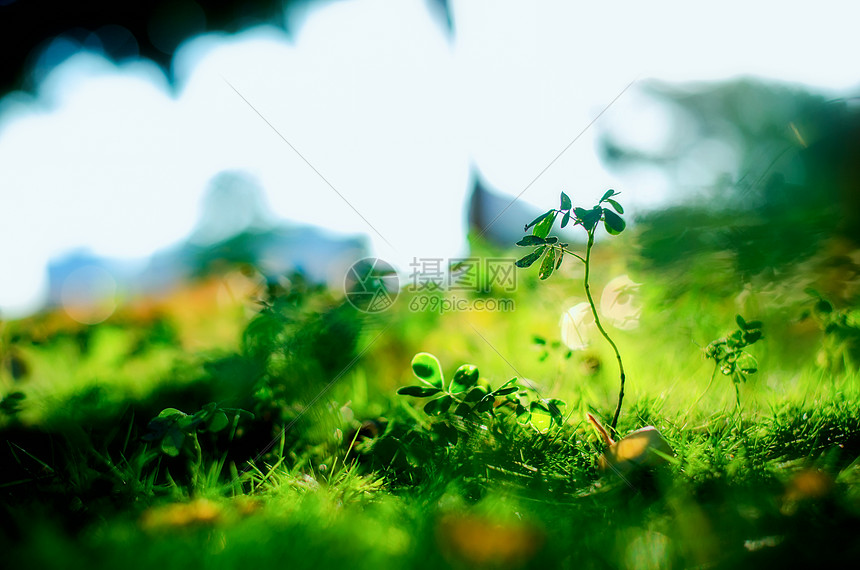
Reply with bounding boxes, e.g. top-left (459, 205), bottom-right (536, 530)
top-left (582, 229), bottom-right (627, 433)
